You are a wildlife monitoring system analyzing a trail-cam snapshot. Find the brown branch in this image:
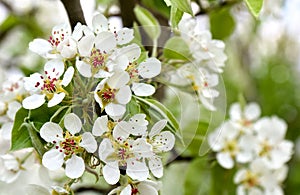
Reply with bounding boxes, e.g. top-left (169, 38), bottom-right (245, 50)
top-left (118, 0), bottom-right (136, 27)
top-left (60, 0), bottom-right (86, 30)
